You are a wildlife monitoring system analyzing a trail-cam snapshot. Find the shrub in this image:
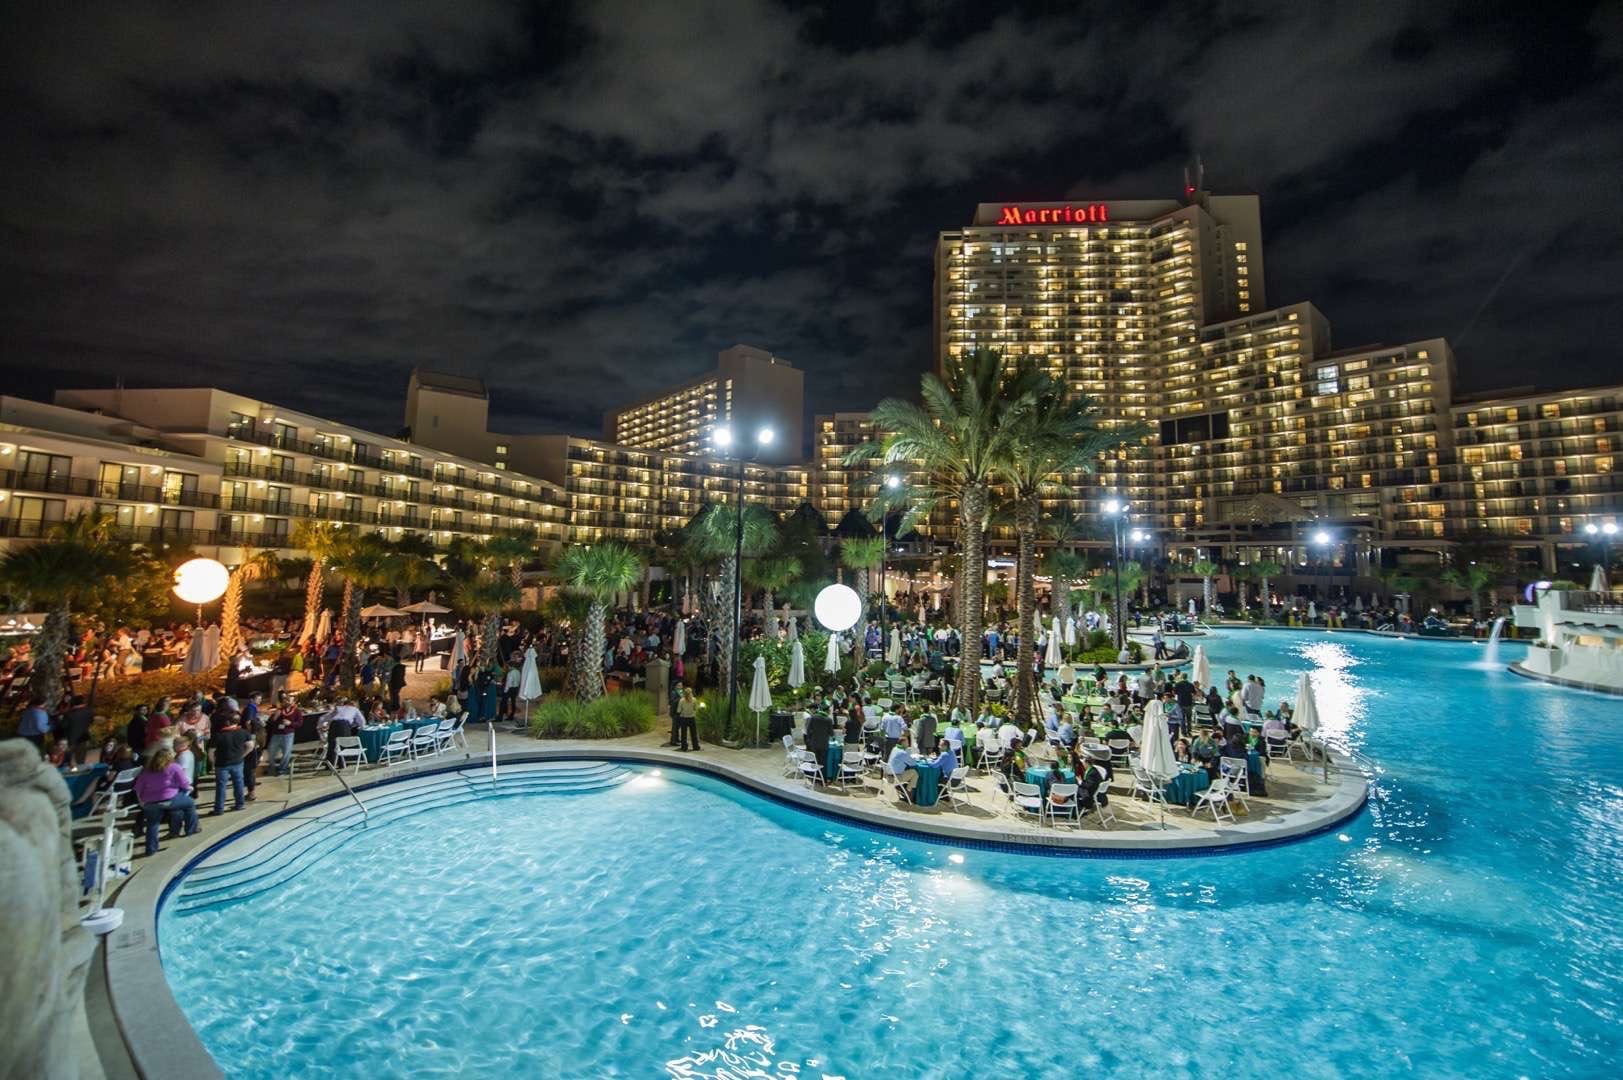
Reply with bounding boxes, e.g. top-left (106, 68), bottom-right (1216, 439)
top-left (527, 691), bottom-right (656, 739)
top-left (85, 671), bottom-right (223, 742)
